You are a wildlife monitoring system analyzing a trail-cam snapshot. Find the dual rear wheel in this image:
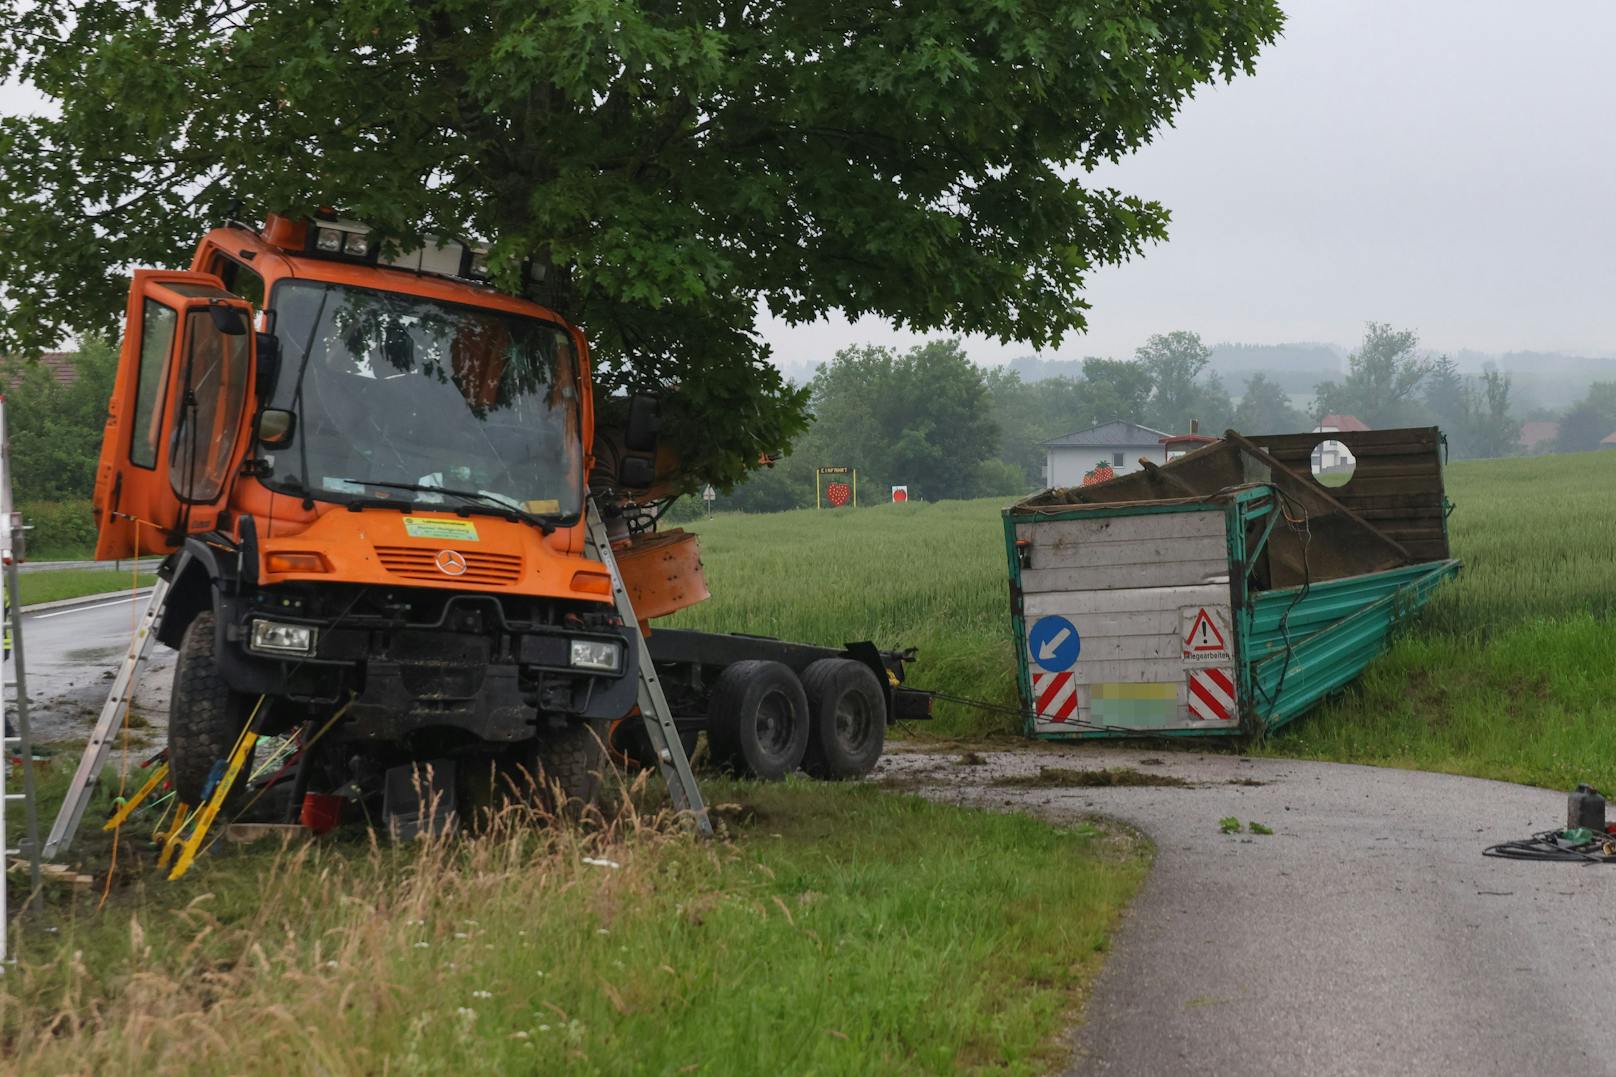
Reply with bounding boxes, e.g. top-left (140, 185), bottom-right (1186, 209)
top-left (706, 658), bottom-right (886, 781)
